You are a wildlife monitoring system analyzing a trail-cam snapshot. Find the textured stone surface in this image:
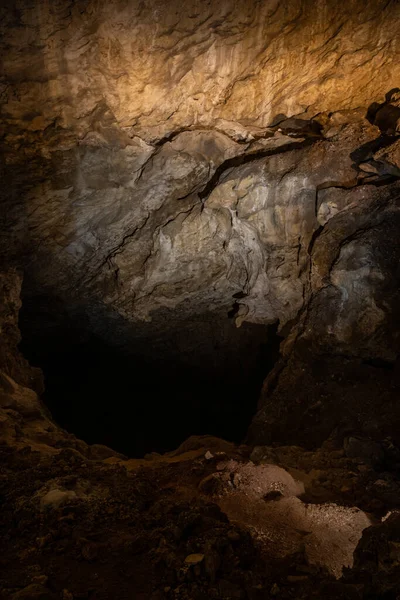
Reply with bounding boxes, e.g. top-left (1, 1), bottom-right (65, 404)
top-left (0, 271), bottom-right (399, 599)
top-left (1, 0), bottom-right (399, 143)
top-left (3, 111), bottom-right (398, 336)
top-left (0, 1), bottom-right (400, 450)
top-left (1, 4), bottom-right (400, 597)
top-left (247, 172), bottom-right (400, 447)
top-left (0, 0), bottom-right (399, 340)
top-left (0, 270), bottom-right (43, 392)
